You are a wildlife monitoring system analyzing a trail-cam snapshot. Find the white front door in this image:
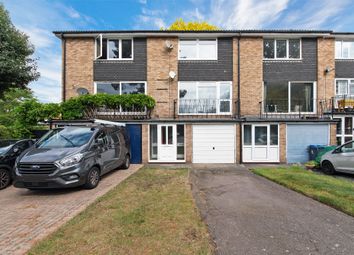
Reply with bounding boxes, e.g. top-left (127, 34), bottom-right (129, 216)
top-left (157, 124), bottom-right (177, 161)
top-left (334, 116), bottom-right (354, 145)
top-left (243, 124), bottom-right (279, 162)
